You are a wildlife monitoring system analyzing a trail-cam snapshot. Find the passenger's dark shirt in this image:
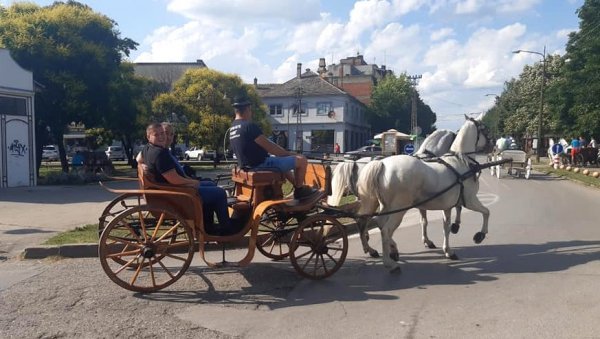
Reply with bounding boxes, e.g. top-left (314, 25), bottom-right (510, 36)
top-left (229, 119), bottom-right (268, 167)
top-left (141, 143), bottom-right (184, 183)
